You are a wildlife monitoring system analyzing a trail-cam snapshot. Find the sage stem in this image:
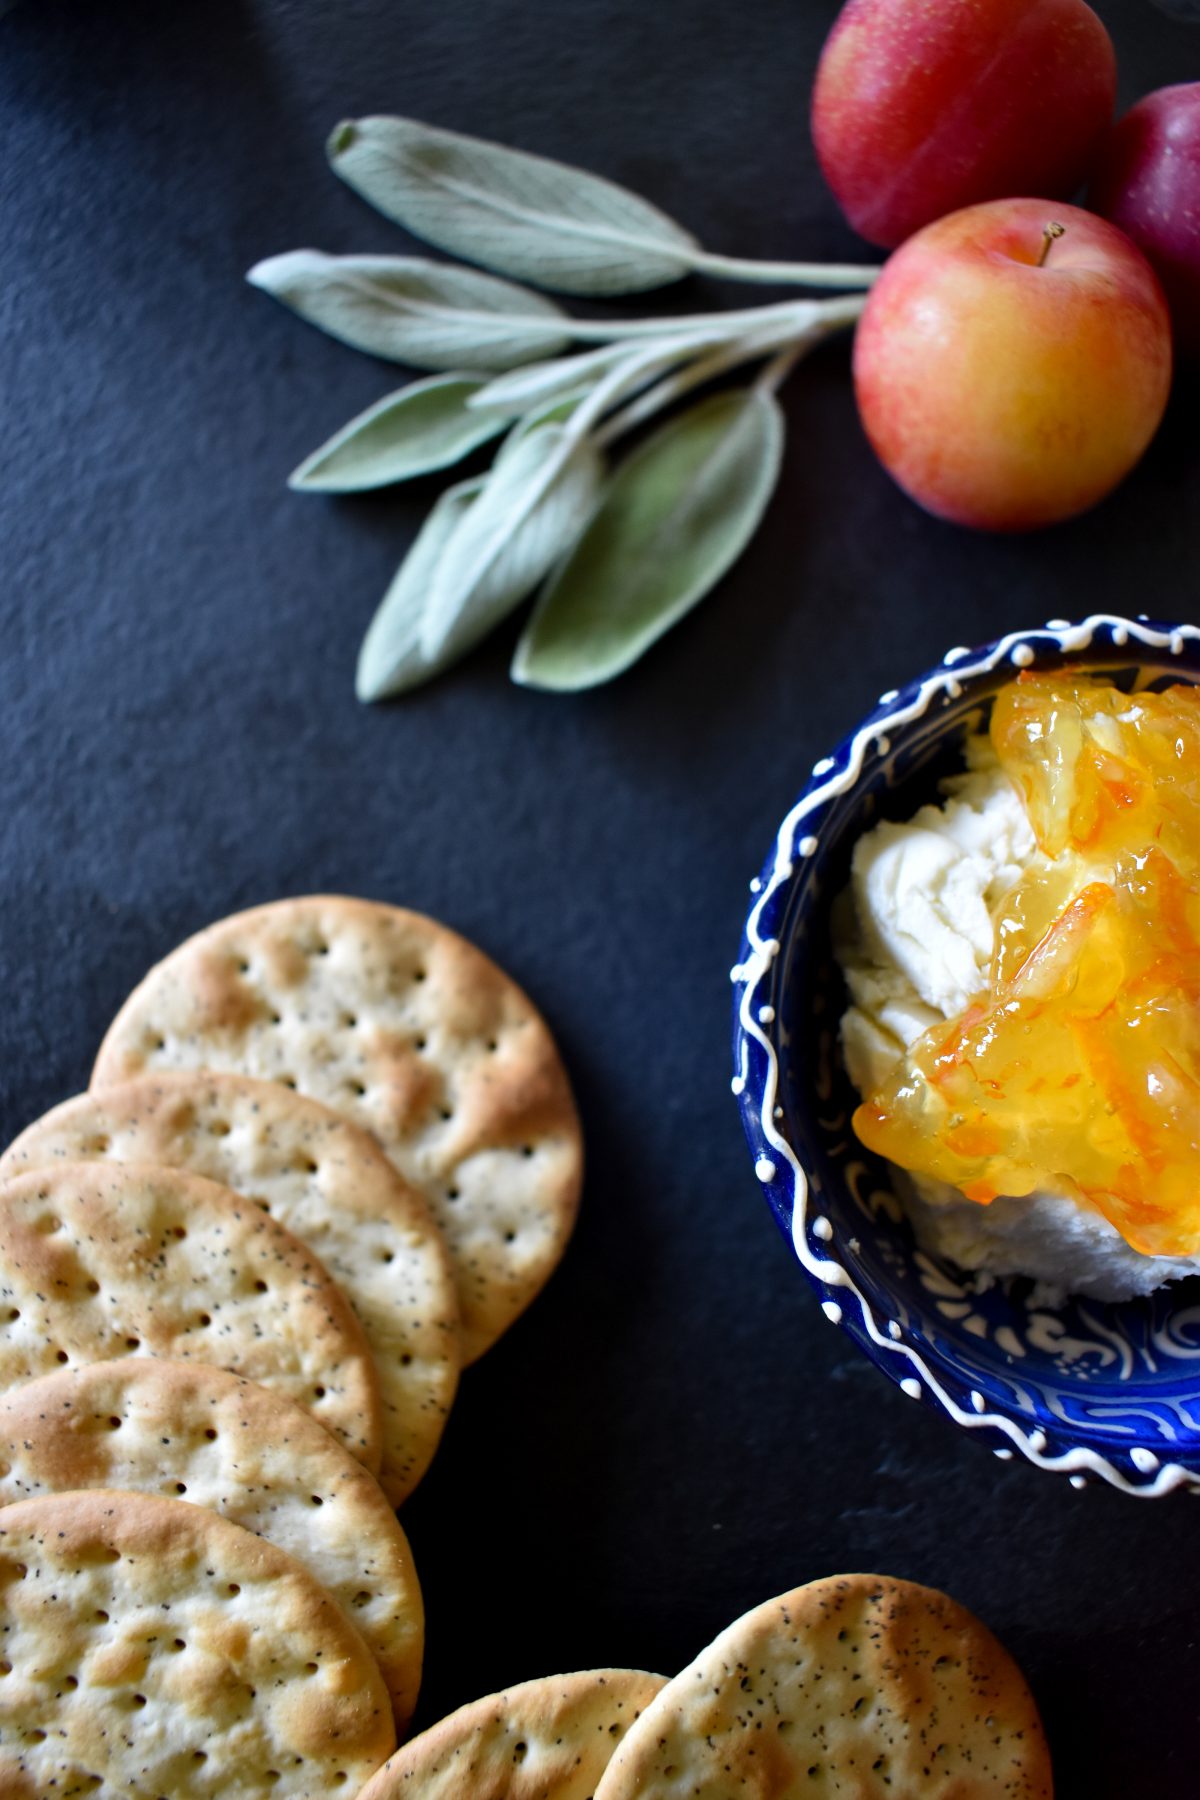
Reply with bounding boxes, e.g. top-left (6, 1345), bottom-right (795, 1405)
top-left (687, 250), bottom-right (881, 289)
top-left (756, 344), bottom-right (805, 396)
top-left (595, 294), bottom-right (865, 449)
top-left (560, 296), bottom-right (823, 345)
